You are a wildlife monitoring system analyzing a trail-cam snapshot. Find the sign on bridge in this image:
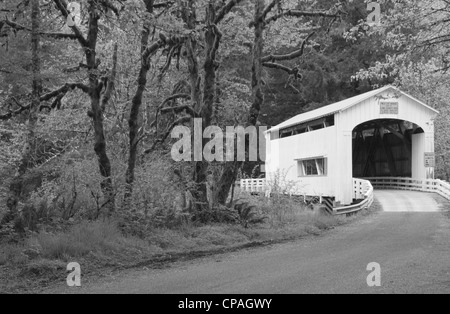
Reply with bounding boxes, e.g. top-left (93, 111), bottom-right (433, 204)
top-left (379, 101), bottom-right (399, 115)
top-left (424, 152), bottom-right (435, 168)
